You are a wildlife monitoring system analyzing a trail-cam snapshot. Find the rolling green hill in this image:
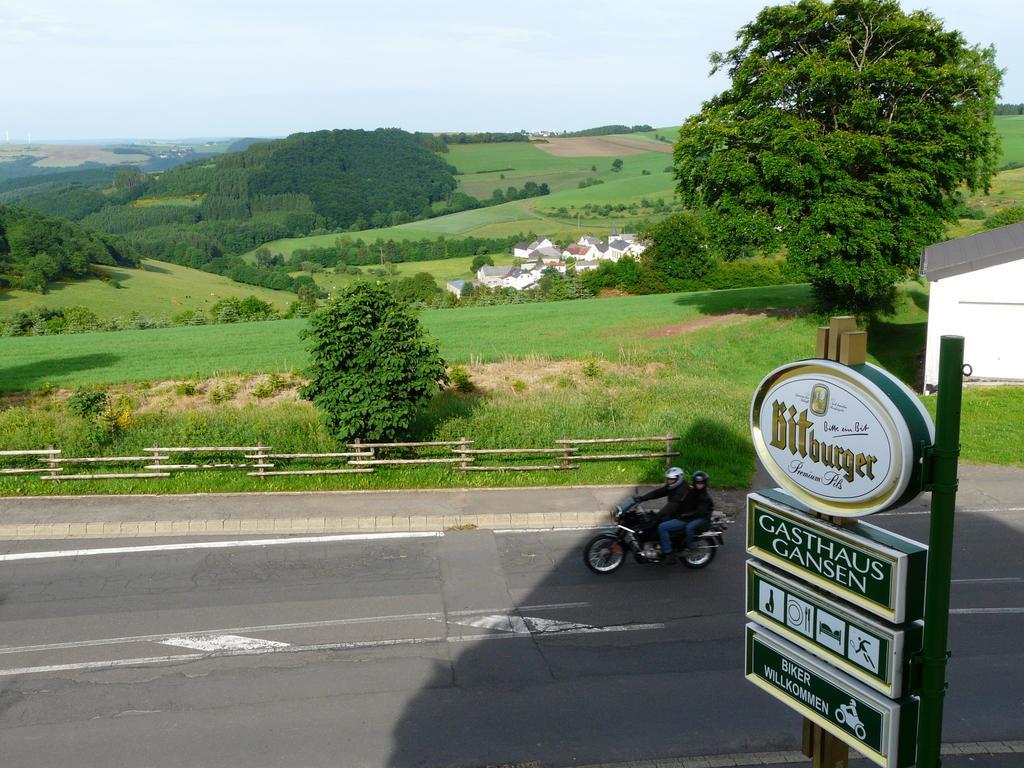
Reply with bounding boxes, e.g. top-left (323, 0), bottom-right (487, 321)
top-left (0, 258), bottom-right (295, 320)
